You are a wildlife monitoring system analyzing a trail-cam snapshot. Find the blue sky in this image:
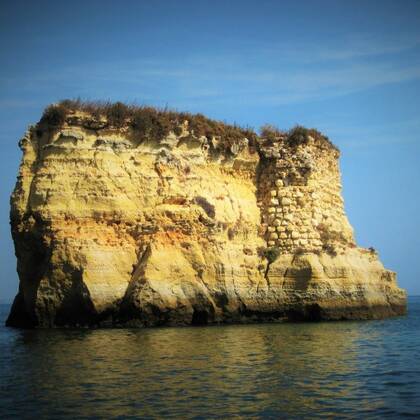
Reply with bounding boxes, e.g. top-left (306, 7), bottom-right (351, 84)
top-left (0, 0), bottom-right (419, 300)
